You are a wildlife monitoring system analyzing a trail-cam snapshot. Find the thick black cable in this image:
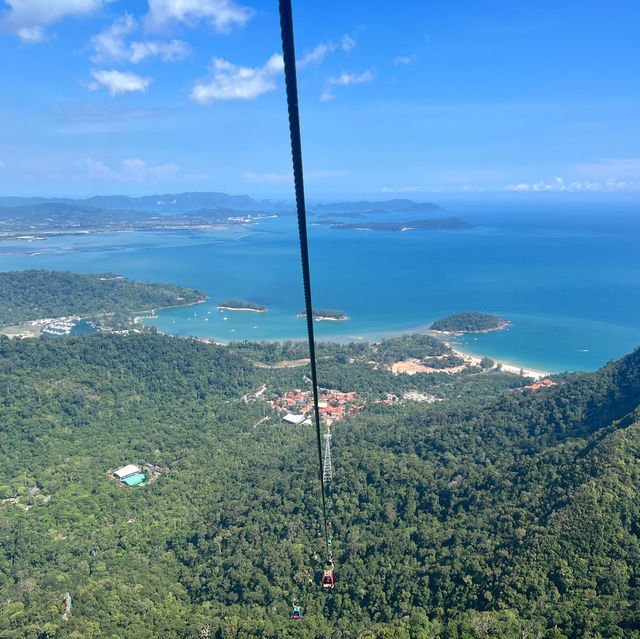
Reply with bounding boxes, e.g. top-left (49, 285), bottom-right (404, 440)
top-left (278, 0), bottom-right (331, 563)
